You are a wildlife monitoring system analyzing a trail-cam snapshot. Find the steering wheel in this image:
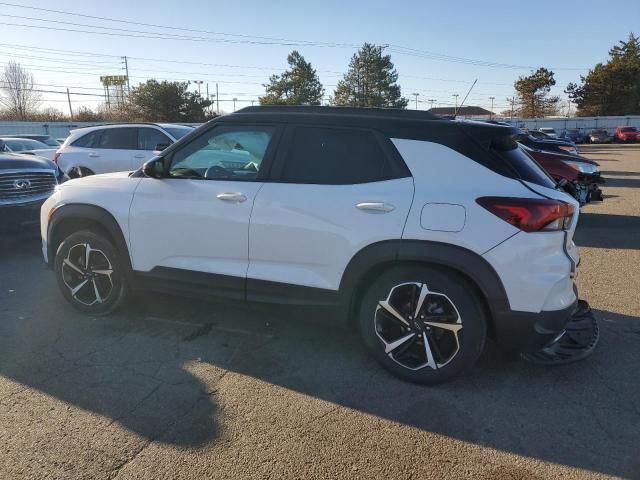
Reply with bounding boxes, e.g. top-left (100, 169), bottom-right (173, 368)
top-left (204, 165), bottom-right (231, 179)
